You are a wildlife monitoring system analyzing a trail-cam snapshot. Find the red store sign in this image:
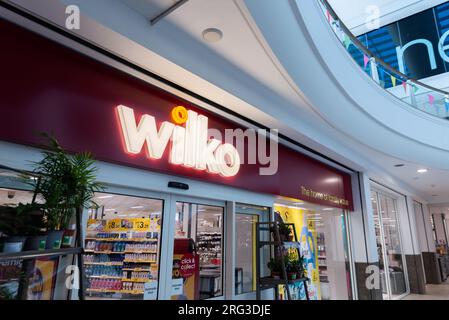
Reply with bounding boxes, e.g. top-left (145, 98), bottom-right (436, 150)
top-left (0, 20), bottom-right (353, 210)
